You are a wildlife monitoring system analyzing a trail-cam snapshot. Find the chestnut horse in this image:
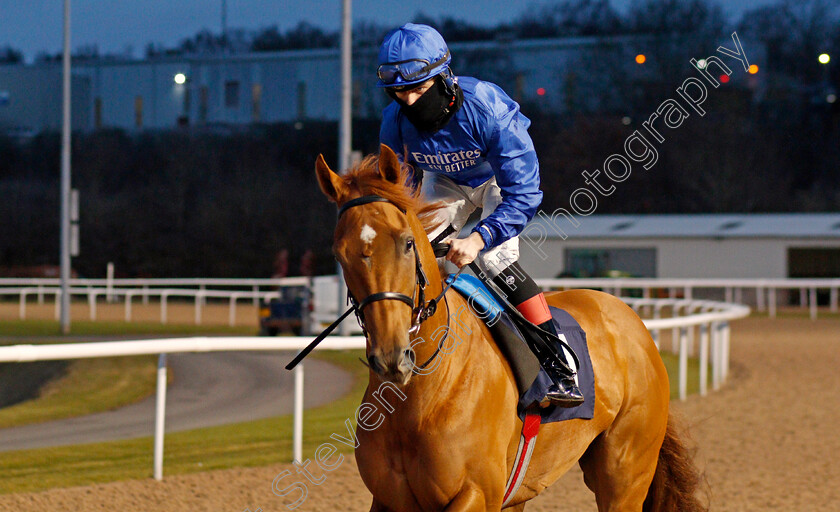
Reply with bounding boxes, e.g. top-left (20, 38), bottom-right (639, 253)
top-left (315, 144), bottom-right (704, 512)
